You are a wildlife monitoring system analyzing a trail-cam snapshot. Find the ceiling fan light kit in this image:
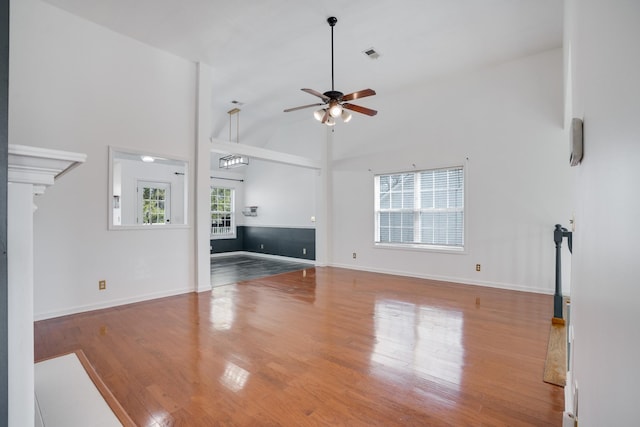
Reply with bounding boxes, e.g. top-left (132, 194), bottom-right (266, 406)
top-left (329, 101), bottom-right (342, 118)
top-left (284, 16), bottom-right (377, 126)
